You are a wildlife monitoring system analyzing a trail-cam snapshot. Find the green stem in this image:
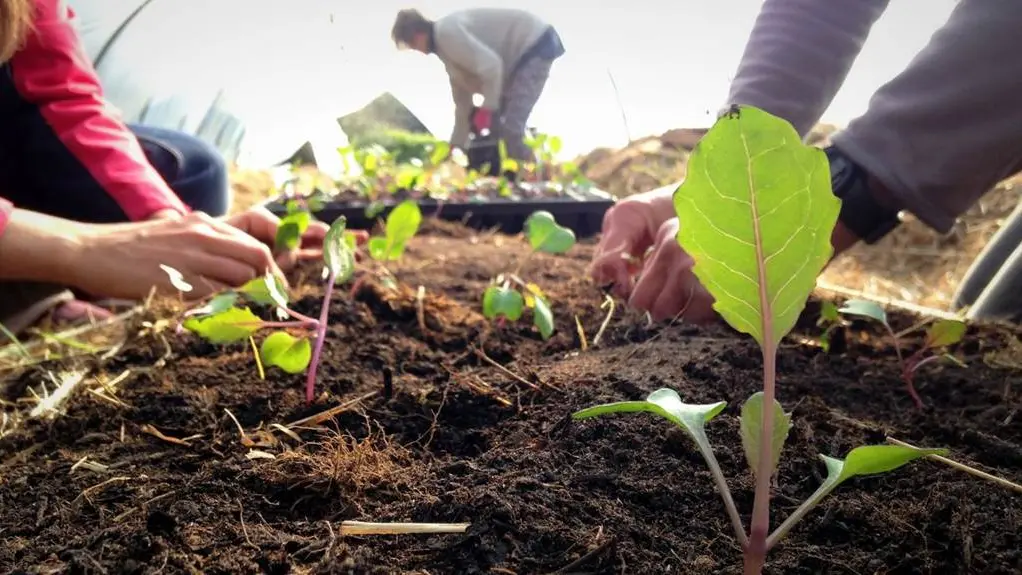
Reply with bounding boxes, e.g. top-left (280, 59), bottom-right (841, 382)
top-left (696, 437), bottom-right (749, 547)
top-left (744, 347), bottom-right (777, 575)
top-left (765, 481), bottom-right (837, 550)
